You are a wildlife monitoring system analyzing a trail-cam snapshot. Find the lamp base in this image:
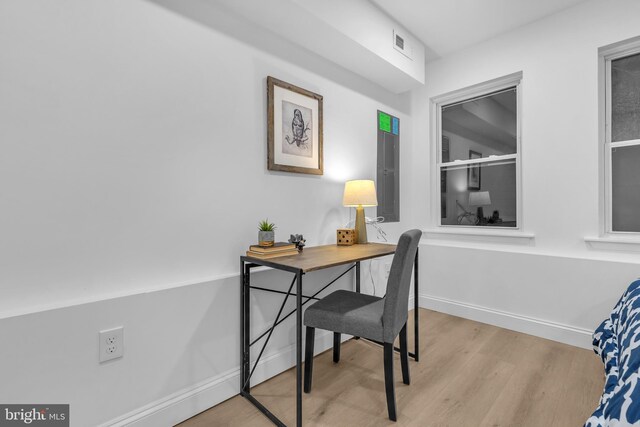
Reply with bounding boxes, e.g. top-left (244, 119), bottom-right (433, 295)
top-left (476, 207), bottom-right (485, 225)
top-left (354, 206), bottom-right (368, 244)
